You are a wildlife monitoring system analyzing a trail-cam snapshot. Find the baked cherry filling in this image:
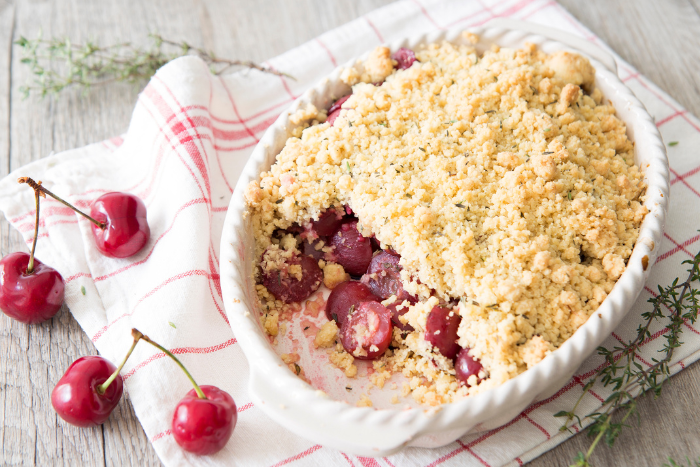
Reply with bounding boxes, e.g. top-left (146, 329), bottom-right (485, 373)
top-left (257, 207), bottom-right (484, 380)
top-left (256, 47), bottom-right (484, 380)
